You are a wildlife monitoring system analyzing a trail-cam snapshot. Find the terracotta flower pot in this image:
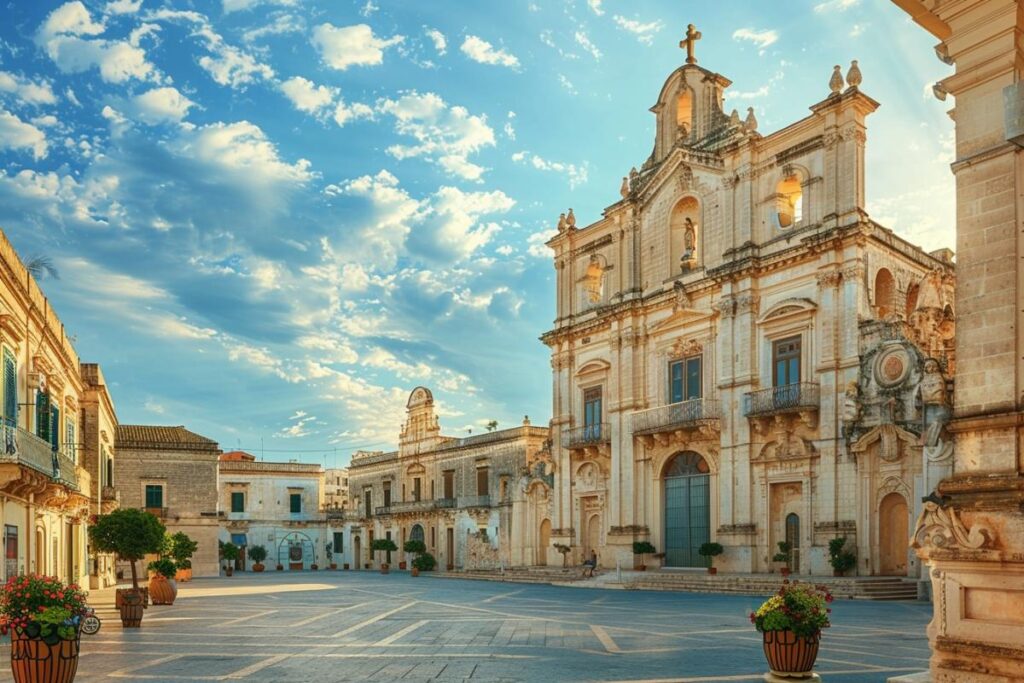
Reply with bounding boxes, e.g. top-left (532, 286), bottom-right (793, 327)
top-left (411, 567), bottom-right (420, 577)
top-left (380, 563), bottom-right (389, 575)
top-left (289, 562), bottom-right (303, 571)
top-left (780, 568), bottom-right (791, 578)
top-left (148, 575), bottom-right (177, 605)
top-left (116, 589), bottom-right (145, 628)
top-left (708, 567), bottom-right (718, 575)
top-left (225, 566), bottom-right (234, 577)
top-left (10, 628), bottom-right (80, 683)
top-left (330, 564), bottom-right (337, 570)
top-left (174, 568), bottom-right (191, 583)
top-left (311, 564), bottom-right (319, 571)
top-left (399, 562), bottom-right (407, 570)
top-left (343, 564), bottom-right (350, 570)
top-left (276, 564), bottom-right (284, 571)
top-left (762, 630), bottom-right (820, 677)
top-left (252, 563), bottom-right (265, 573)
